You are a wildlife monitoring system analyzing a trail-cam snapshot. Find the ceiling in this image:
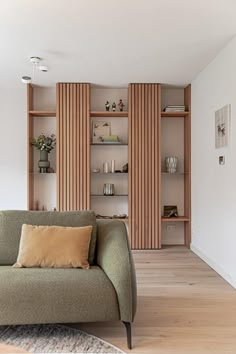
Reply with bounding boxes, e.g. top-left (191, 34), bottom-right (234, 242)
top-left (1, 0), bottom-right (236, 88)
